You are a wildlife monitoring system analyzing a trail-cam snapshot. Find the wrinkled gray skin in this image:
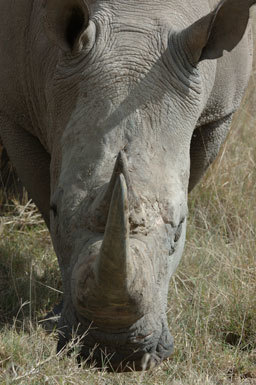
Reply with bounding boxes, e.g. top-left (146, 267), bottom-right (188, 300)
top-left (0, 0), bottom-right (255, 371)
